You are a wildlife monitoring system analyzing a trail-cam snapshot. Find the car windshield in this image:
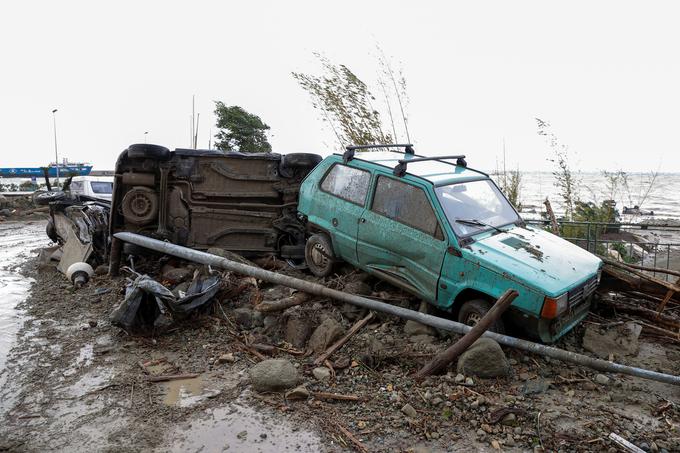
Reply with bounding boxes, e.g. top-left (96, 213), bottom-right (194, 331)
top-left (90, 181), bottom-right (113, 194)
top-left (435, 179), bottom-right (520, 237)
